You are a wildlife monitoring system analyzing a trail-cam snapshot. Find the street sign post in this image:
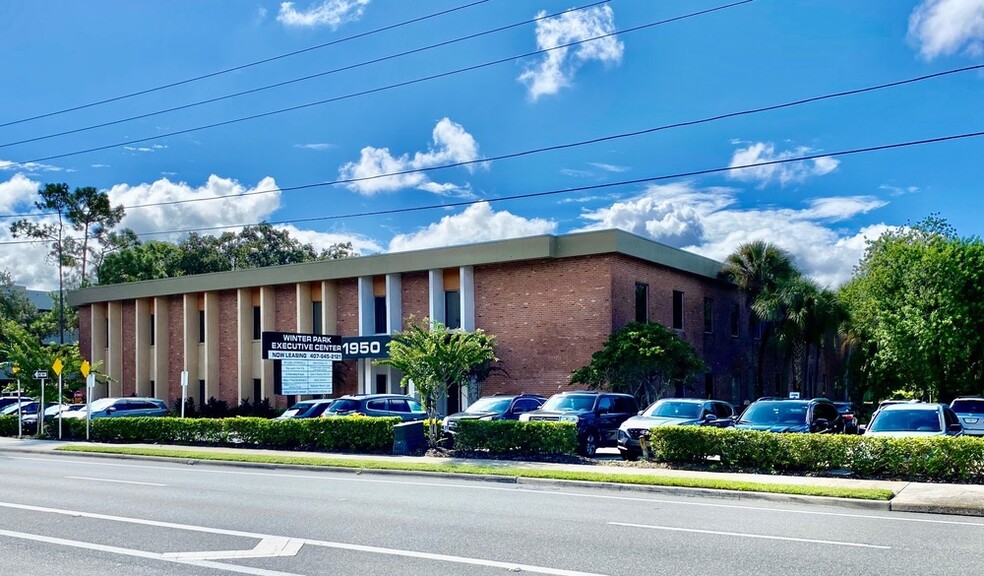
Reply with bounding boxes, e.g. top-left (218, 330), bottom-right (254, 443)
top-left (53, 358), bottom-right (64, 439)
top-left (35, 372), bottom-right (46, 439)
top-left (14, 365), bottom-right (21, 438)
top-left (86, 373), bottom-right (95, 441)
top-left (180, 370), bottom-right (189, 418)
